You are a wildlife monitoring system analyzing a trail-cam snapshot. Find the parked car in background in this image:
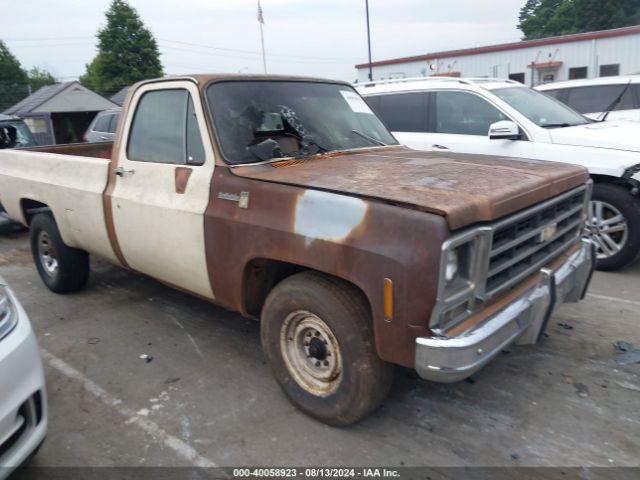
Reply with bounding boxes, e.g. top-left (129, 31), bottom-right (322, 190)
top-left (83, 108), bottom-right (120, 143)
top-left (0, 278), bottom-right (47, 479)
top-left (536, 76), bottom-right (640, 122)
top-left (357, 77), bottom-right (640, 271)
top-left (0, 74), bottom-right (594, 425)
top-left (0, 115), bottom-right (37, 148)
